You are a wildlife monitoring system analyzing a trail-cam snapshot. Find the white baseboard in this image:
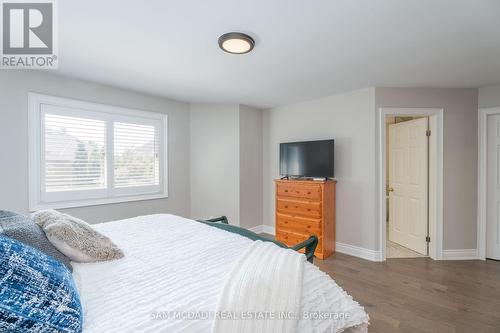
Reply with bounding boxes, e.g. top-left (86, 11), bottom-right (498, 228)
top-left (335, 242), bottom-right (383, 262)
top-left (248, 225), bottom-right (264, 233)
top-left (245, 224), bottom-right (478, 262)
top-left (262, 225), bottom-right (275, 235)
top-left (442, 249), bottom-right (479, 260)
top-left (248, 225), bottom-right (276, 235)
top-left (247, 224), bottom-right (382, 262)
